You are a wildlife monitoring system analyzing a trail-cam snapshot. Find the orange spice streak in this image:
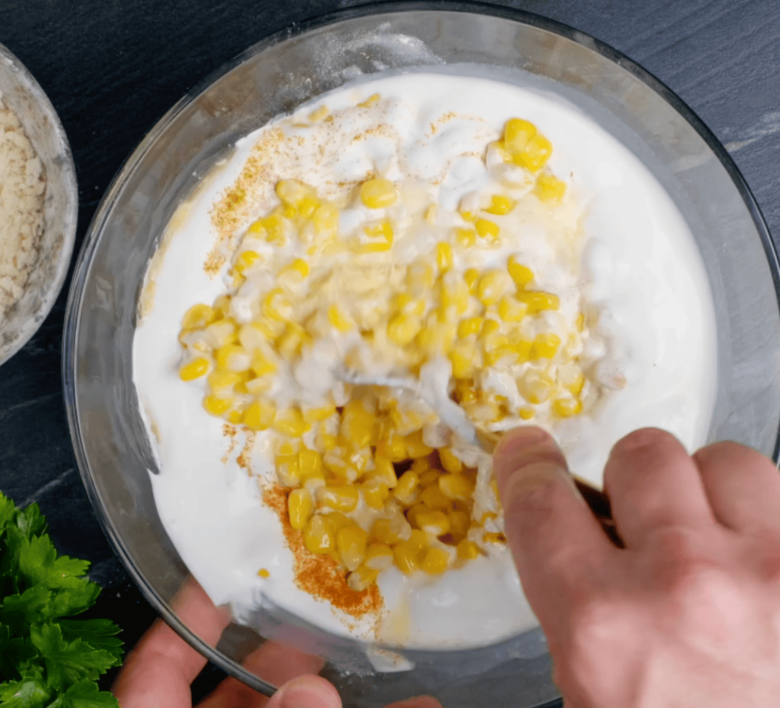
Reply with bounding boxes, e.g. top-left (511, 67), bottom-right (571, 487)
top-left (263, 484), bottom-right (382, 618)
